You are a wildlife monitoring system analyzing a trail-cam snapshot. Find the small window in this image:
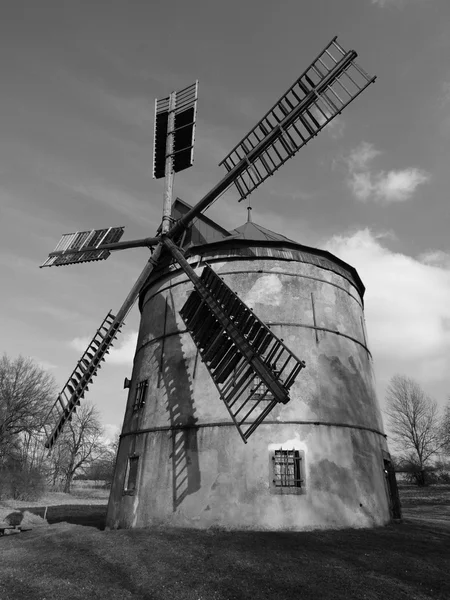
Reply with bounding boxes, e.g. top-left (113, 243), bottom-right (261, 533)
top-left (271, 449), bottom-right (304, 493)
top-left (133, 380), bottom-right (148, 411)
top-left (124, 455), bottom-right (139, 494)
